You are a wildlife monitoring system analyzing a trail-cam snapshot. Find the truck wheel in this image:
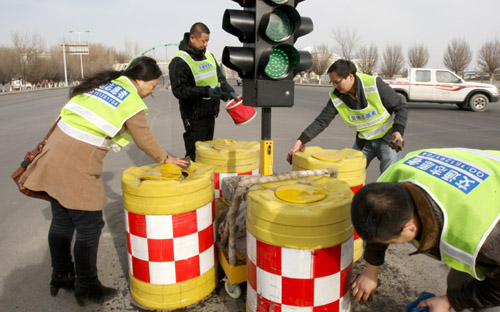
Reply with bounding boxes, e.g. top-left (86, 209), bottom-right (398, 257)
top-left (468, 94), bottom-right (488, 112)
